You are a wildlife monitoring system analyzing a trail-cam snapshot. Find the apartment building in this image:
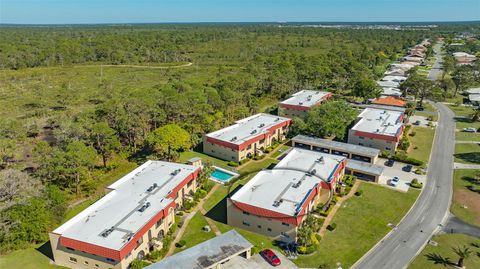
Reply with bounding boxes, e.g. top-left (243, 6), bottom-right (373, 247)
top-left (227, 148), bottom-right (346, 242)
top-left (348, 108), bottom-right (405, 153)
top-left (203, 113), bottom-right (291, 162)
top-left (49, 161), bottom-right (200, 269)
top-left (278, 90), bottom-right (332, 118)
